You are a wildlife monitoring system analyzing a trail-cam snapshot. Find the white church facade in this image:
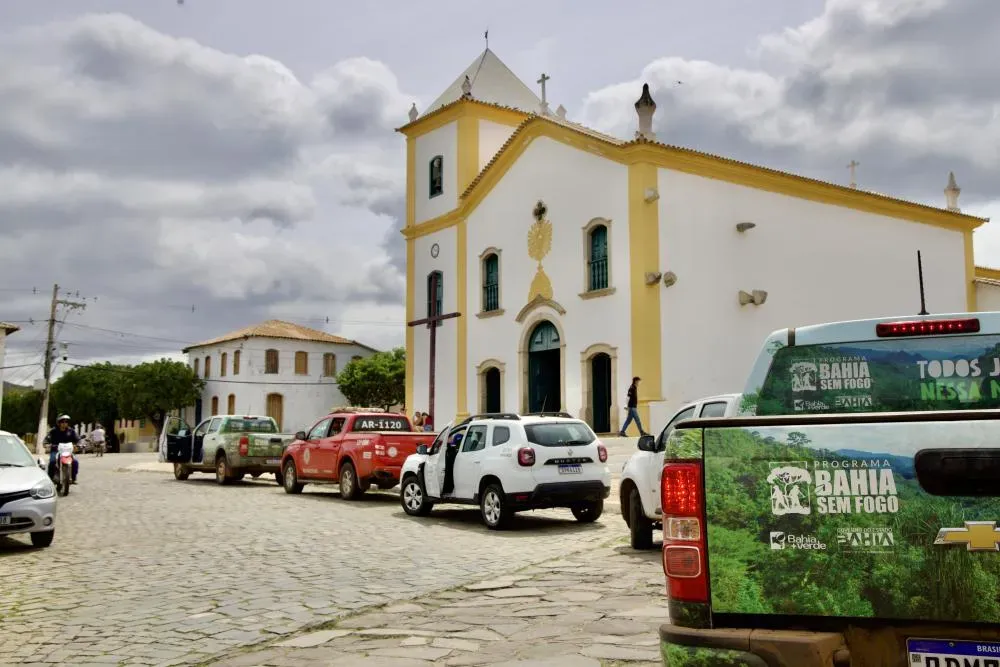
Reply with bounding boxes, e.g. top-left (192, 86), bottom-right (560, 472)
top-left (401, 49), bottom-right (991, 433)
